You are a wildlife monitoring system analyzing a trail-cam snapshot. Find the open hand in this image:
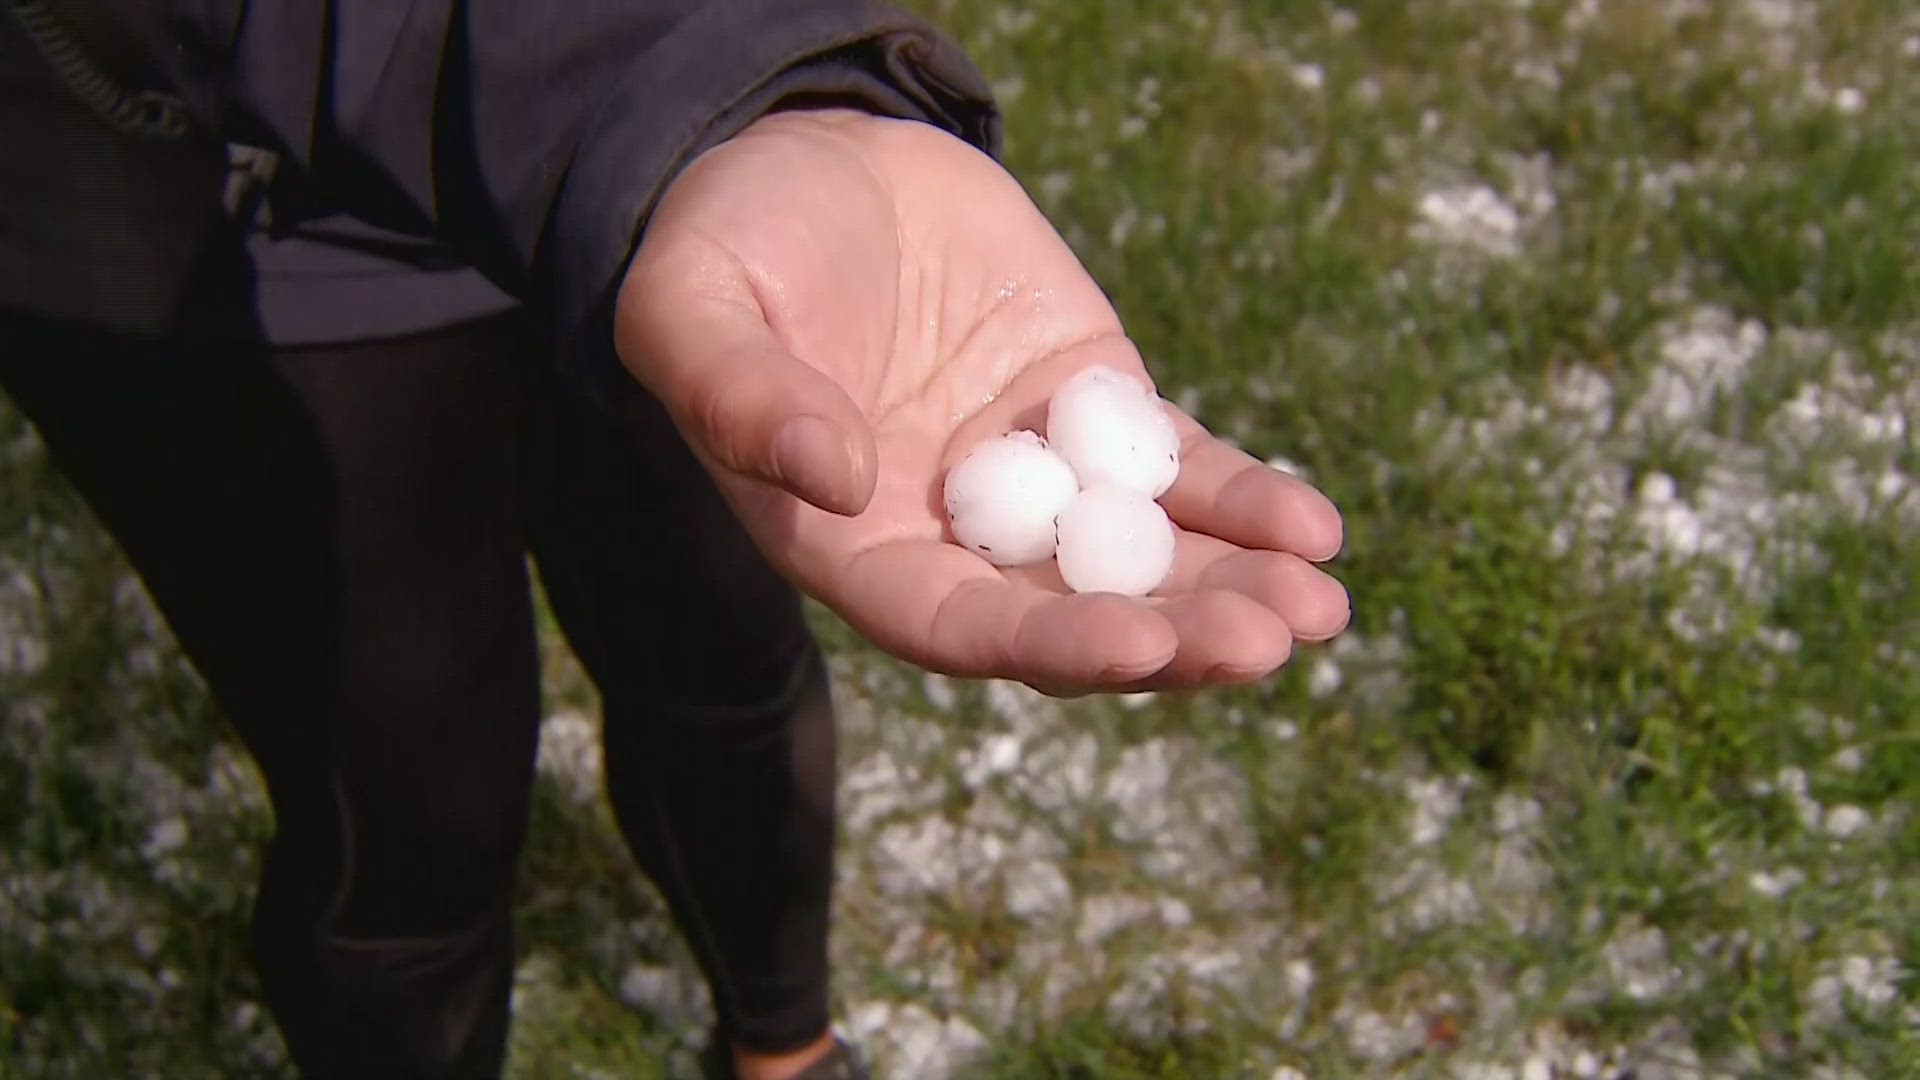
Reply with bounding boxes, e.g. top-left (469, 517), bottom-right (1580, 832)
top-left (615, 109), bottom-right (1348, 695)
